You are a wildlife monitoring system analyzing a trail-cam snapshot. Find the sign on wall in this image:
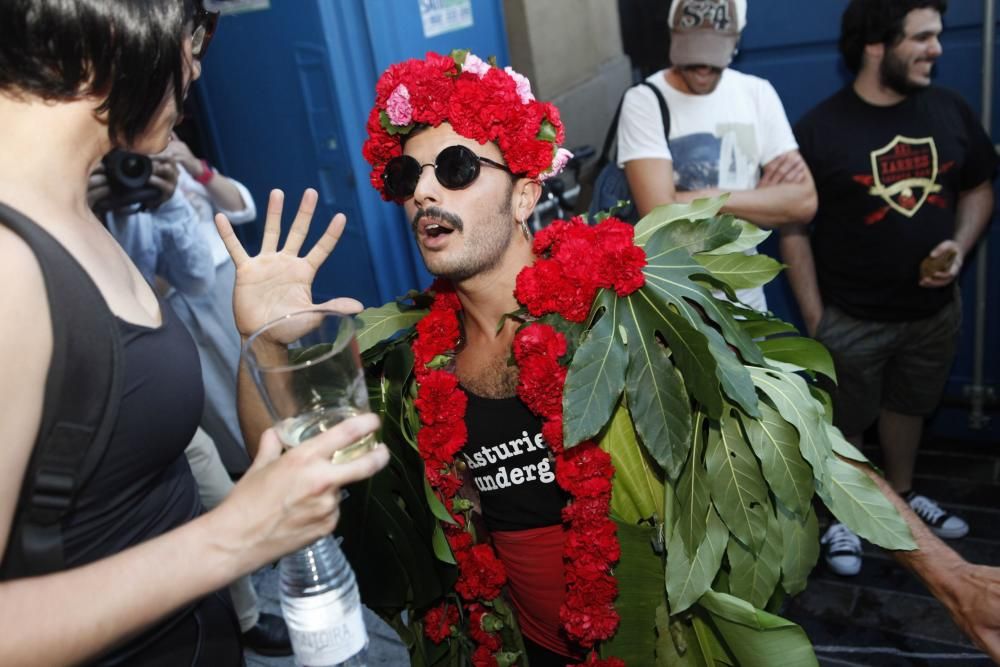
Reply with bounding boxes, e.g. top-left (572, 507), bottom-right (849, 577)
top-left (419, 0), bottom-right (474, 38)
